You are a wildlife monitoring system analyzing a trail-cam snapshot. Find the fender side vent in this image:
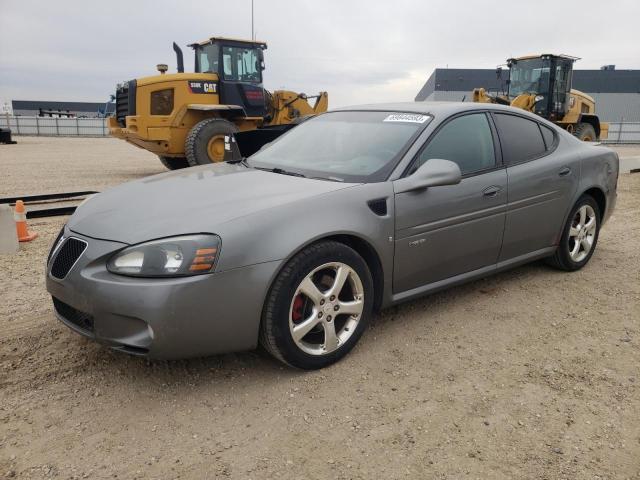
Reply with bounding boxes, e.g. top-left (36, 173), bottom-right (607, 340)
top-left (367, 198), bottom-right (388, 216)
